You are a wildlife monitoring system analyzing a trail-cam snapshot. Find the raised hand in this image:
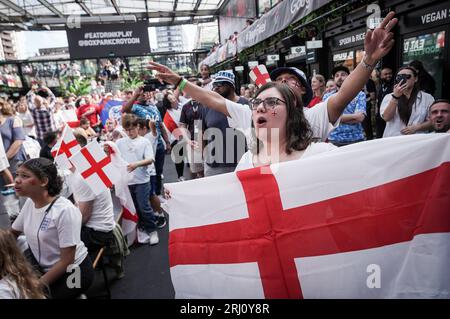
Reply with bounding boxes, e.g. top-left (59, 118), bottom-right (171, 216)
top-left (148, 61), bottom-right (181, 85)
top-left (364, 11), bottom-right (398, 65)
